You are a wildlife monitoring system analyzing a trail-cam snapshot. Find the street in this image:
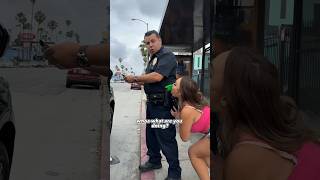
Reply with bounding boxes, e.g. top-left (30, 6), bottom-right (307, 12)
top-left (0, 68), bottom-right (102, 180)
